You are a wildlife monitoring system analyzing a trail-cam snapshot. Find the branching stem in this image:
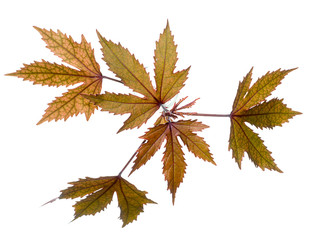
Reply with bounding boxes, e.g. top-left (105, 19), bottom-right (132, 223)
top-left (118, 140), bottom-right (147, 176)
